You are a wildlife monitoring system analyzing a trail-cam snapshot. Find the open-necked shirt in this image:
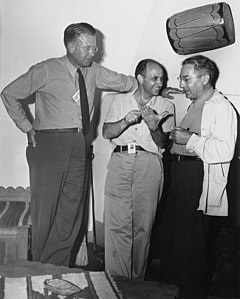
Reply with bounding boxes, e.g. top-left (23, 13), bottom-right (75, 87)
top-left (104, 91), bottom-right (175, 156)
